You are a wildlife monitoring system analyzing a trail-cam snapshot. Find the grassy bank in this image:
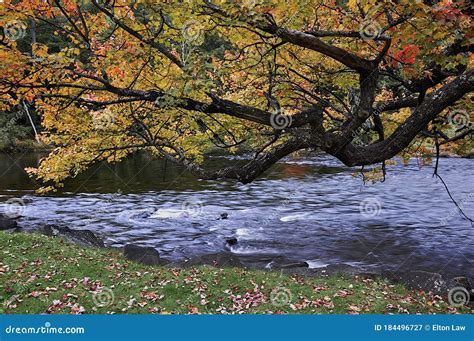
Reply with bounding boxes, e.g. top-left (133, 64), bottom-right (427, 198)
top-left (0, 232), bottom-right (469, 315)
